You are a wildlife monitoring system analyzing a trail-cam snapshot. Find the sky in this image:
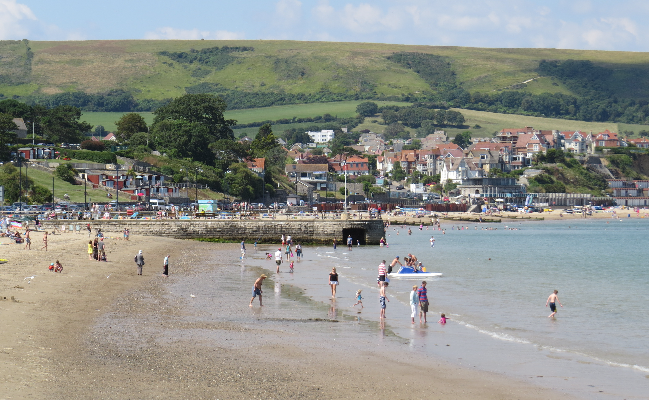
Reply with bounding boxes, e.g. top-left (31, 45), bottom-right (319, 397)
top-left (0, 0), bottom-right (647, 52)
